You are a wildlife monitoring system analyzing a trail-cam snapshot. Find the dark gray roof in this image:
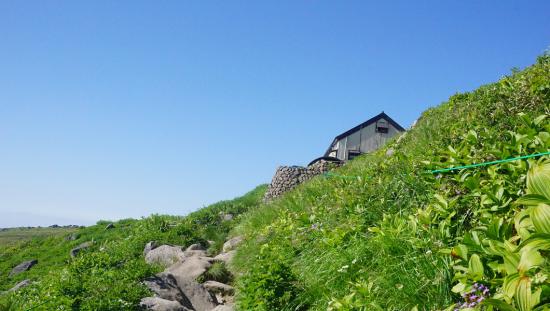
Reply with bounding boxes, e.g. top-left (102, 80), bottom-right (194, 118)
top-left (333, 112), bottom-right (405, 140)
